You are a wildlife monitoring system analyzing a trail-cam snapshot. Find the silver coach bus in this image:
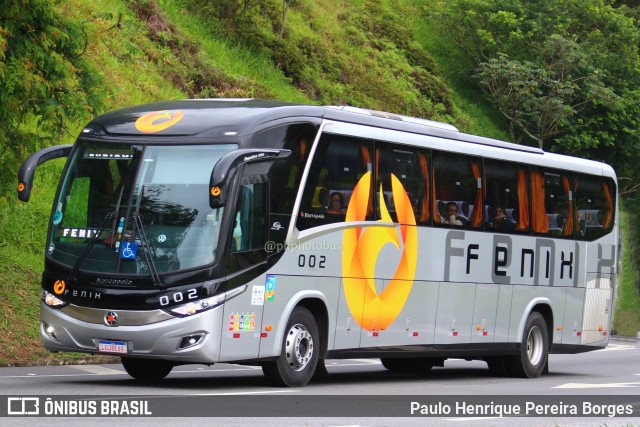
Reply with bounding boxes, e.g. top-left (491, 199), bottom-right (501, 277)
top-left (18, 99), bottom-right (617, 386)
